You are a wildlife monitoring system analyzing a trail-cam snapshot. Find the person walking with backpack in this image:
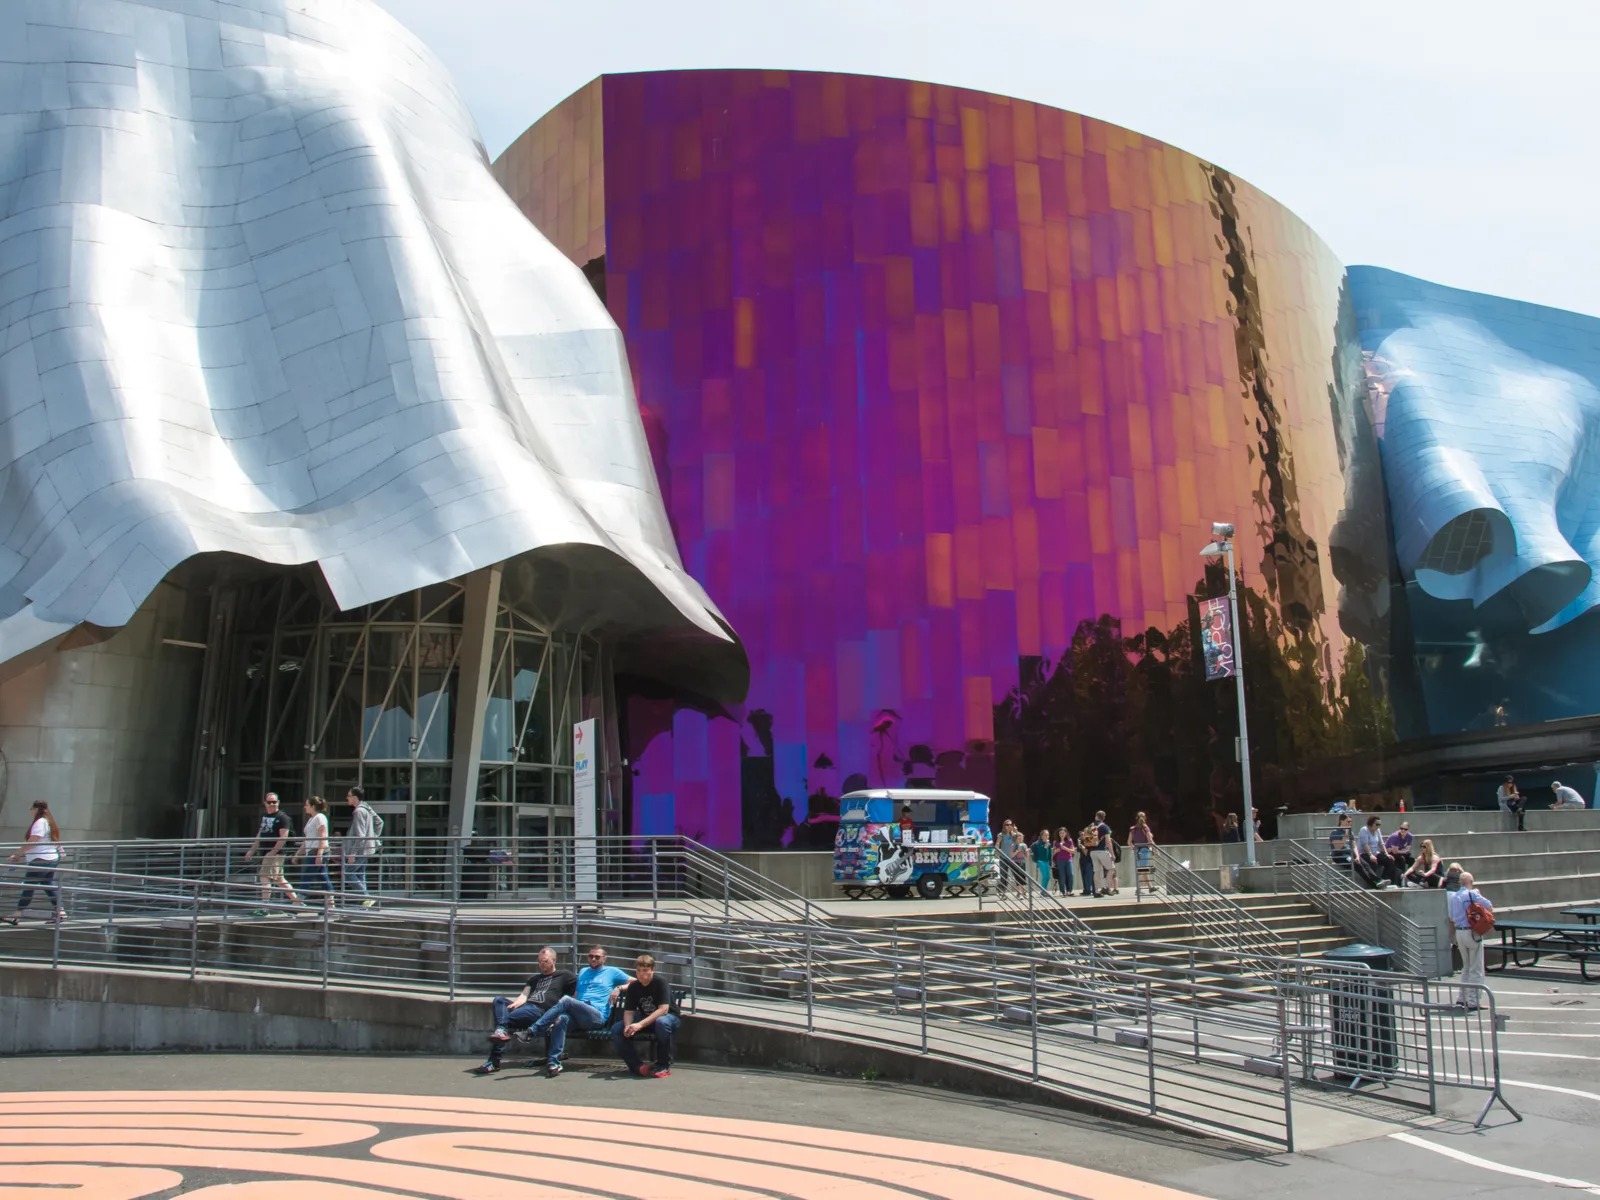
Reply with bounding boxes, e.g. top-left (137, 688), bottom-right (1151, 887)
top-left (1448, 871), bottom-right (1494, 1009)
top-left (343, 786), bottom-right (380, 908)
